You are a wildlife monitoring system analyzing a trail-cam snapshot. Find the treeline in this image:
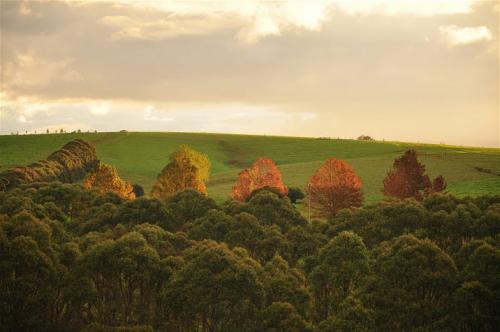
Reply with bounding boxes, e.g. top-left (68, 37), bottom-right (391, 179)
top-left (0, 182), bottom-right (499, 331)
top-left (0, 139), bottom-right (98, 191)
